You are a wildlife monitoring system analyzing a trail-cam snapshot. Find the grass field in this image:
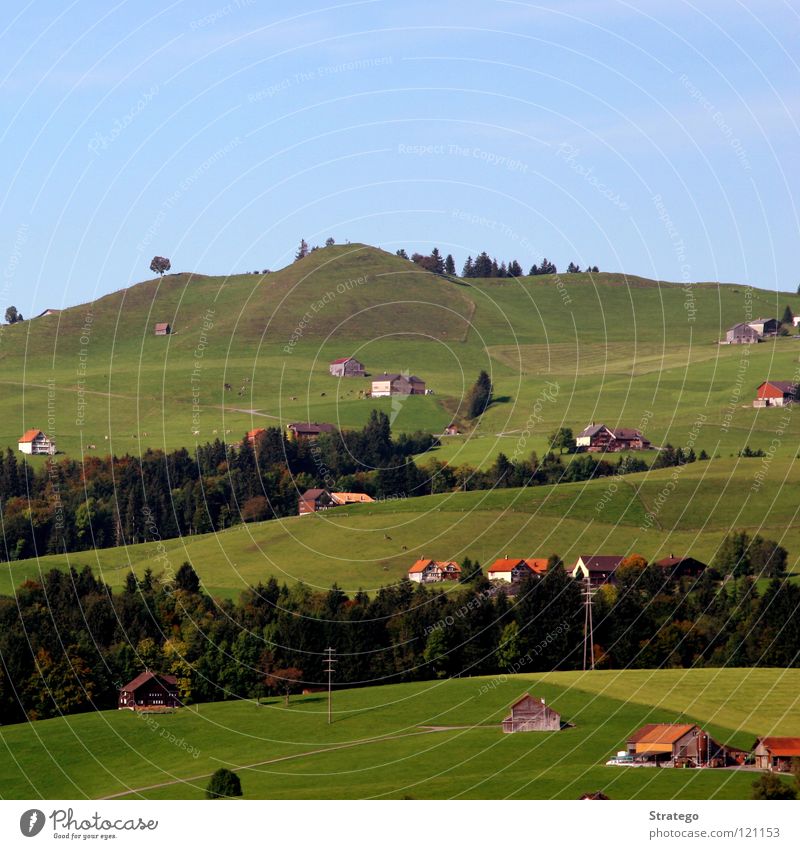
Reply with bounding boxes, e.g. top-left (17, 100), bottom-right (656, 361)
top-left (3, 458), bottom-right (798, 598)
top-left (2, 243), bottom-right (800, 467)
top-left (0, 669), bottom-right (796, 800)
